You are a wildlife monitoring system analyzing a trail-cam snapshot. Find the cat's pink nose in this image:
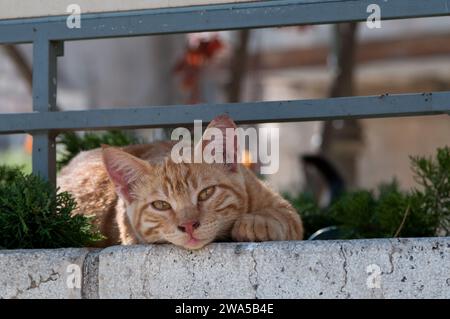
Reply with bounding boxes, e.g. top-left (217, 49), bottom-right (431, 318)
top-left (178, 221), bottom-right (200, 235)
